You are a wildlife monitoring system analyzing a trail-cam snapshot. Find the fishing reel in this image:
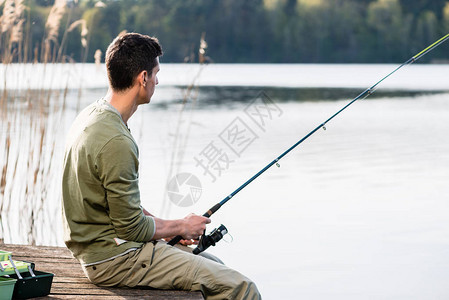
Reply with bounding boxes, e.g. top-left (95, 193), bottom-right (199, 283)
top-left (193, 224), bottom-right (228, 255)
